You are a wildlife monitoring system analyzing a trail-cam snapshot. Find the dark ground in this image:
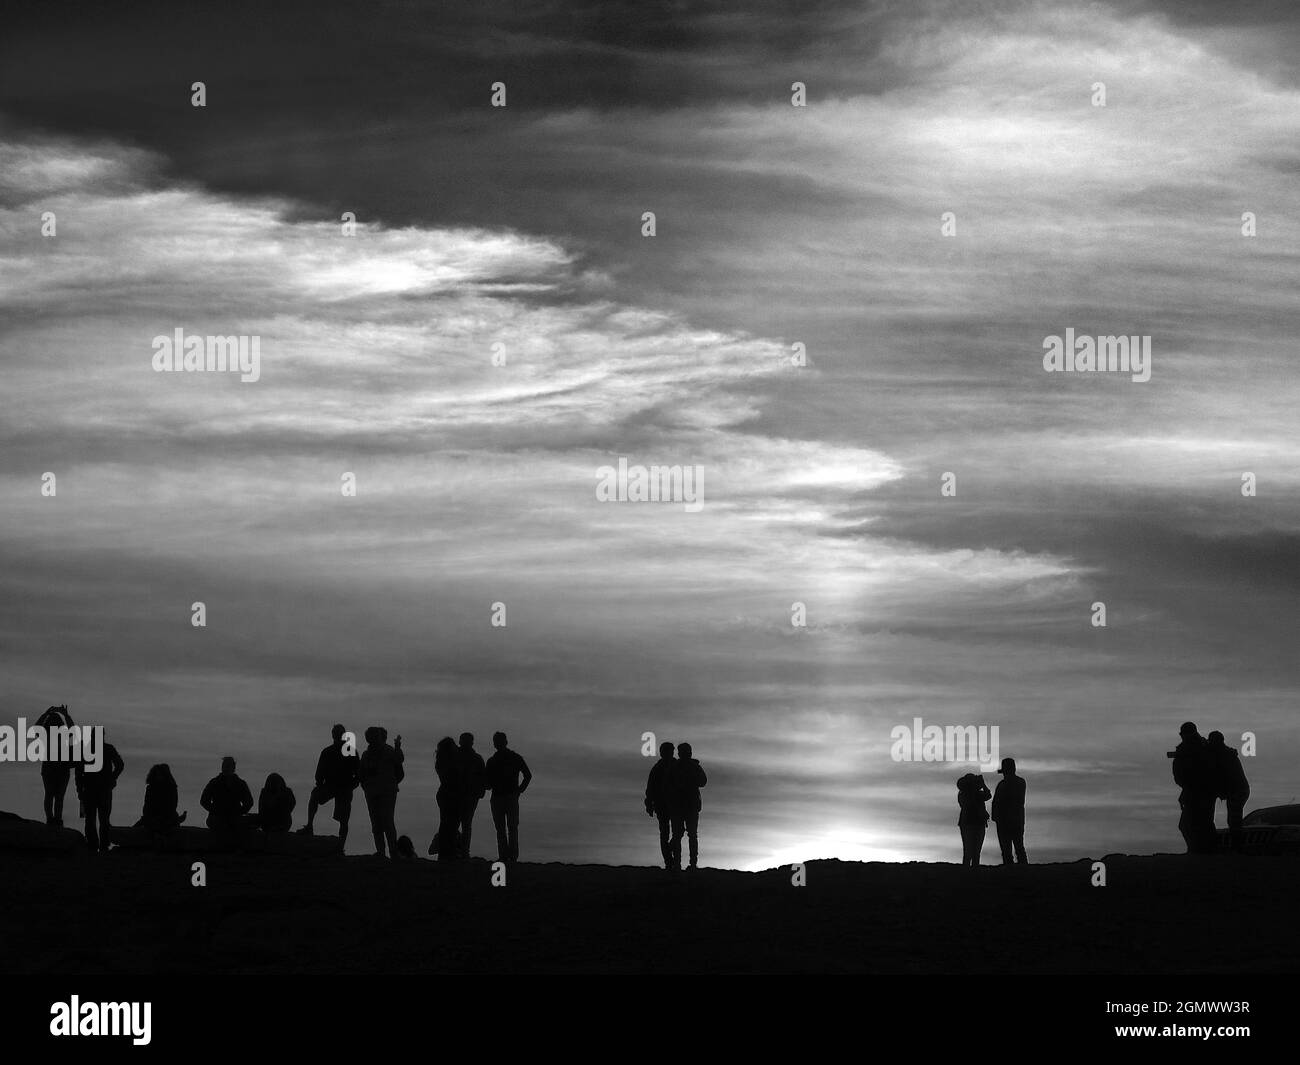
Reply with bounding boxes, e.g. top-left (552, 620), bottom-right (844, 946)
top-left (1, 851), bottom-right (1295, 974)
